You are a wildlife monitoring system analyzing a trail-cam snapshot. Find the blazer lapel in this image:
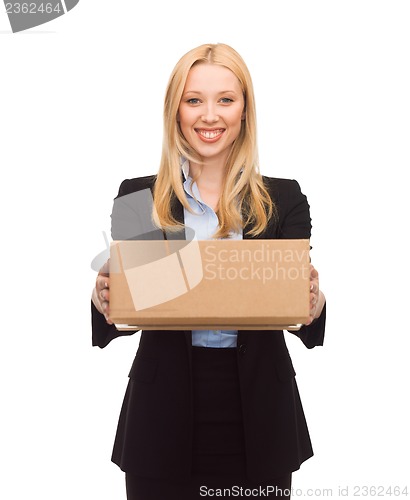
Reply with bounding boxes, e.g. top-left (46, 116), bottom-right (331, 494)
top-left (164, 193), bottom-right (186, 240)
top-left (170, 195), bottom-right (185, 233)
